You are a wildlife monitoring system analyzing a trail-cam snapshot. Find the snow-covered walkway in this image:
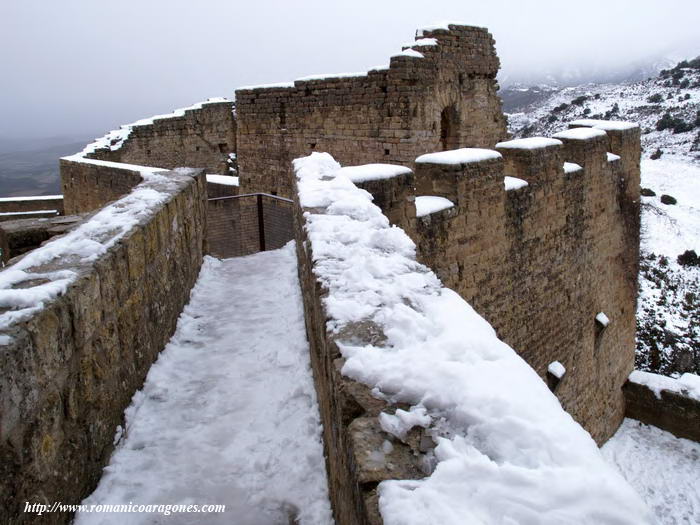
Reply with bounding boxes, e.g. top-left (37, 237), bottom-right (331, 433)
top-left (76, 243), bottom-right (333, 525)
top-left (602, 419), bottom-right (700, 525)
